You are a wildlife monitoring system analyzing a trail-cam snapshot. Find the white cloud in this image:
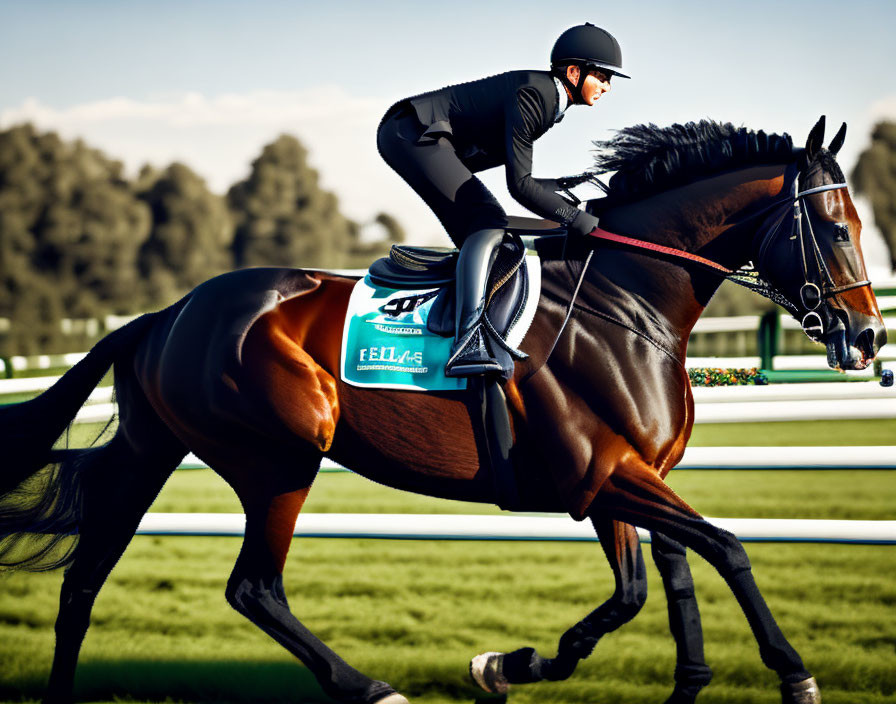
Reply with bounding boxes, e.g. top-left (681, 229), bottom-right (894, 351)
top-left (869, 95), bottom-right (896, 122)
top-left (1, 89), bottom-right (385, 129)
